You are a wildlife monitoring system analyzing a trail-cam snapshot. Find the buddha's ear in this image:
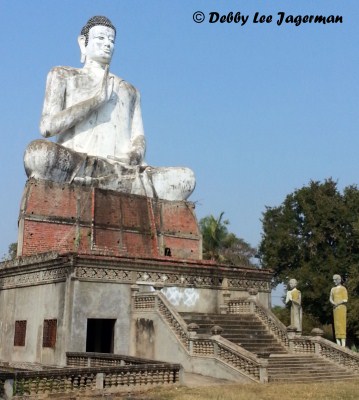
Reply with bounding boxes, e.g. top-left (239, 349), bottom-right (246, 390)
top-left (78, 35), bottom-right (87, 63)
